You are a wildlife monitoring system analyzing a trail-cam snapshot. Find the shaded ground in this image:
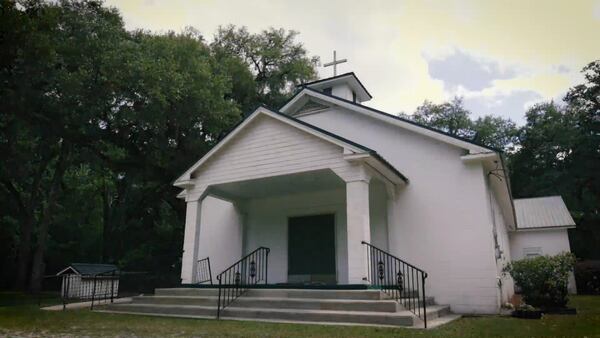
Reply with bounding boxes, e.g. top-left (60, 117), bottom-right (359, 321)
top-left (0, 292), bottom-right (599, 337)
